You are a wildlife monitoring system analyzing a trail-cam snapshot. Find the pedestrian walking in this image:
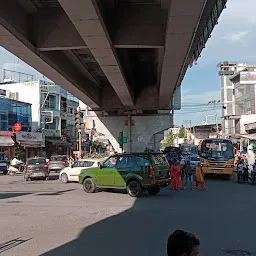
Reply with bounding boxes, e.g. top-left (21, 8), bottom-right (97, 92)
top-left (184, 160), bottom-right (194, 190)
top-left (170, 160), bottom-right (182, 190)
top-left (242, 161), bottom-right (249, 183)
top-left (251, 161), bottom-right (256, 184)
top-left (167, 229), bottom-right (200, 256)
top-left (195, 163), bottom-right (205, 190)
